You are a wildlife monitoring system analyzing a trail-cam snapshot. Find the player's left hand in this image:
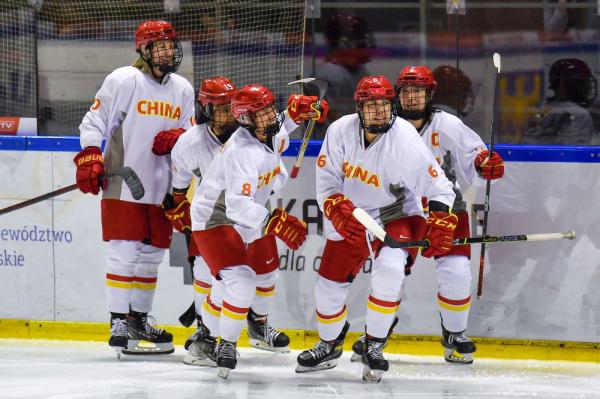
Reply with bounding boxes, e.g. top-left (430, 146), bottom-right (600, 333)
top-left (474, 150), bottom-right (504, 180)
top-left (264, 208), bottom-right (307, 250)
top-left (162, 191), bottom-right (191, 233)
top-left (152, 128), bottom-right (186, 155)
top-left (287, 94), bottom-right (329, 124)
top-left (421, 211), bottom-right (458, 258)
